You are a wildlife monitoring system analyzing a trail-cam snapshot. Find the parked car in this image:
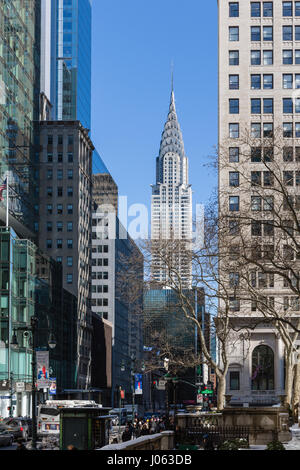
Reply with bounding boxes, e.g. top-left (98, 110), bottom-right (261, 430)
top-left (0, 425), bottom-right (13, 447)
top-left (2, 417), bottom-right (32, 440)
